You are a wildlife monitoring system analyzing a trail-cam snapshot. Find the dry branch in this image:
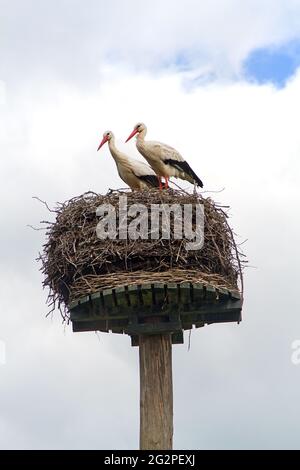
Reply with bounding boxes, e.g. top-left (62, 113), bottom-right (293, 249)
top-left (37, 189), bottom-right (244, 320)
